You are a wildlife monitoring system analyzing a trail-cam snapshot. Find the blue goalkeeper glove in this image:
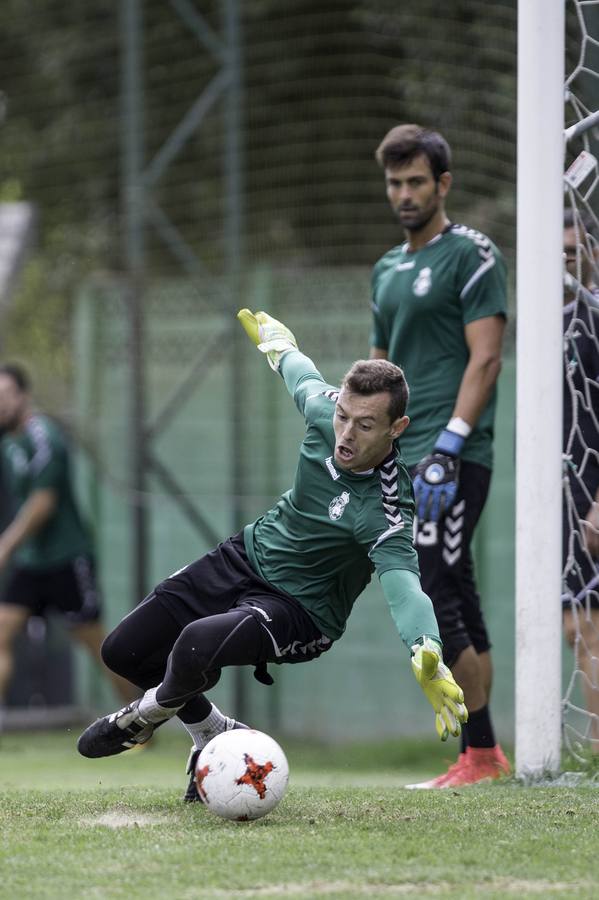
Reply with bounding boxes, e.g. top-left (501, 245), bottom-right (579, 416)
top-left (413, 428), bottom-right (465, 522)
top-left (411, 638), bottom-right (468, 741)
top-left (237, 308), bottom-right (298, 371)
